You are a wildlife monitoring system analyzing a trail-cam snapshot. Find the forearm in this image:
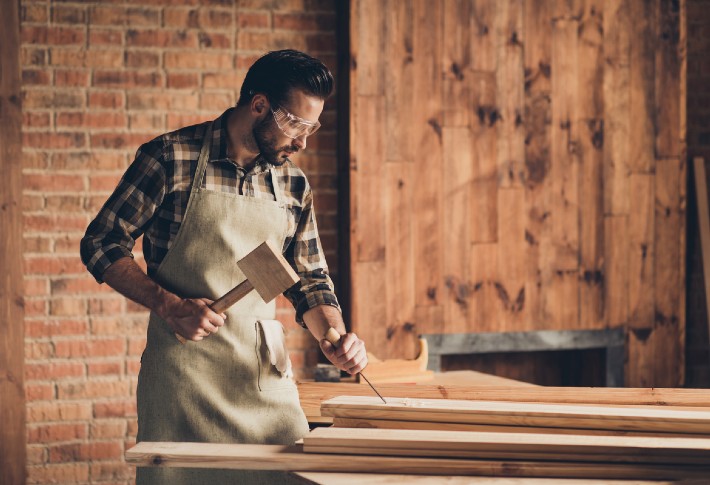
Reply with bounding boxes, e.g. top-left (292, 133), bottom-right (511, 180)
top-left (101, 256), bottom-right (179, 320)
top-left (302, 304), bottom-right (346, 342)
